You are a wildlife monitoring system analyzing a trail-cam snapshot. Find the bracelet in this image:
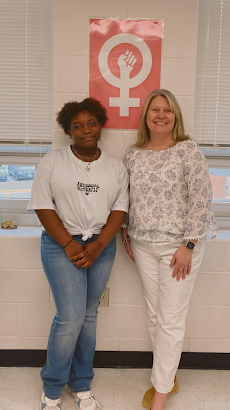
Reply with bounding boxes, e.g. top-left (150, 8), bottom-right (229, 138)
top-left (122, 236), bottom-right (130, 244)
top-left (63, 238), bottom-right (73, 248)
